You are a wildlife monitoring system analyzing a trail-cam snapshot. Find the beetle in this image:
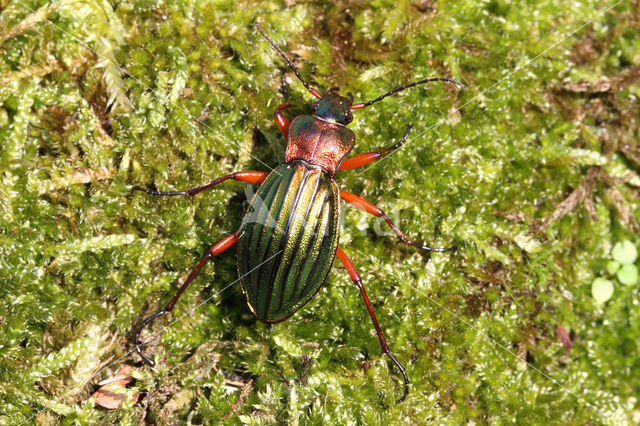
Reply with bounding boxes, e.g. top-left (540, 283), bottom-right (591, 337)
top-left (133, 23), bottom-right (465, 403)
